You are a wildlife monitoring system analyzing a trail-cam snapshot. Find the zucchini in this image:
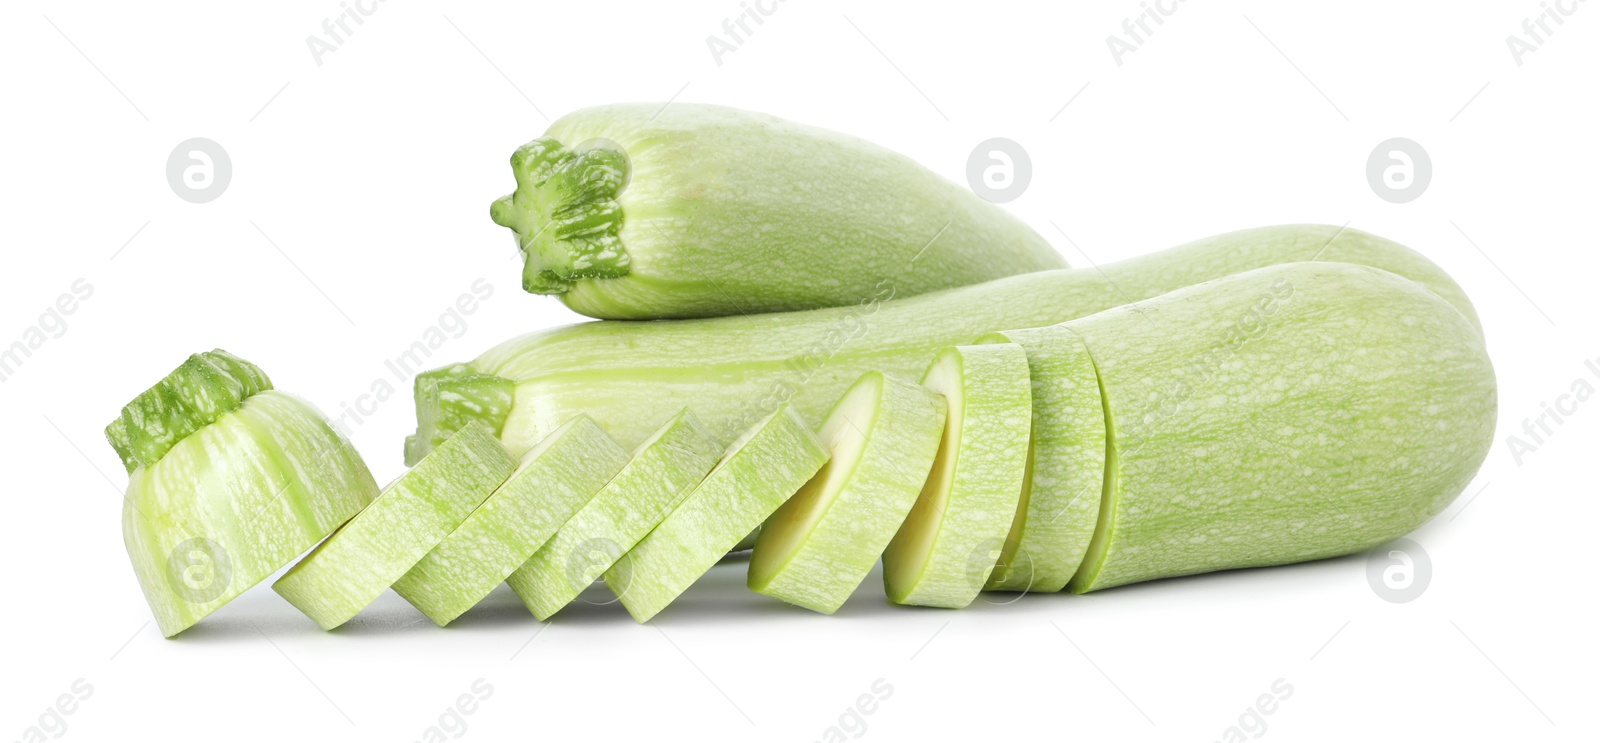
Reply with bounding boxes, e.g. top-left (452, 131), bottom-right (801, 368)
top-left (977, 326), bottom-right (1105, 593)
top-left (408, 225), bottom-right (1481, 462)
top-left (748, 372), bottom-right (947, 614)
top-left (1060, 262), bottom-right (1496, 591)
top-left (273, 423), bottom-right (517, 630)
top-left (882, 344), bottom-right (1033, 608)
top-left (490, 103), bottom-right (1065, 320)
top-left (392, 415), bottom-right (630, 626)
top-left (109, 350), bottom-right (379, 637)
top-left (507, 409), bottom-right (722, 620)
top-left (605, 405), bottom-right (828, 622)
